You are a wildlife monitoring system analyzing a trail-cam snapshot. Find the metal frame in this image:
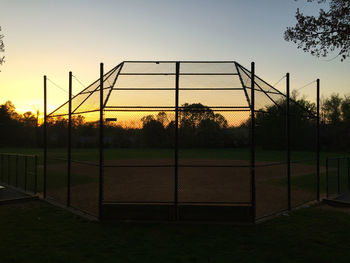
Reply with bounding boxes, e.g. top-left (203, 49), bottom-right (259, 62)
top-left (174, 61), bottom-right (180, 219)
top-left (99, 63), bottom-right (104, 219)
top-left (41, 60), bottom-right (321, 222)
top-left (67, 71), bottom-right (72, 207)
top-left (250, 62), bottom-right (256, 222)
top-left (326, 157), bottom-right (329, 199)
top-left (44, 75), bottom-right (47, 198)
top-left (286, 73), bottom-right (291, 211)
top-left (316, 79), bottom-right (320, 201)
